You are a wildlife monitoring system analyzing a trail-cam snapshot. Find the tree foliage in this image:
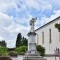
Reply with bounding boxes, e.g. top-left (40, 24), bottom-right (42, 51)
top-left (16, 33), bottom-right (22, 47)
top-left (15, 46), bottom-right (27, 55)
top-left (55, 23), bottom-right (60, 41)
top-left (0, 40), bottom-right (6, 47)
top-left (55, 23), bottom-right (60, 32)
top-left (22, 37), bottom-right (28, 46)
top-left (36, 45), bottom-right (45, 56)
top-left (16, 33), bottom-right (28, 47)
